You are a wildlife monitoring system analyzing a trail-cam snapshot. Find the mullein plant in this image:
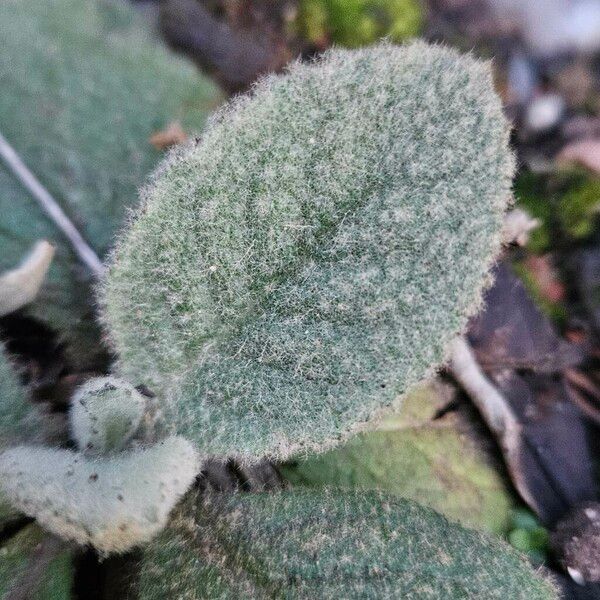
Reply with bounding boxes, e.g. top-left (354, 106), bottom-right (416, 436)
top-left (0, 37), bottom-right (557, 597)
